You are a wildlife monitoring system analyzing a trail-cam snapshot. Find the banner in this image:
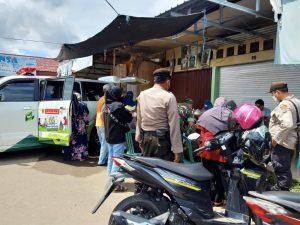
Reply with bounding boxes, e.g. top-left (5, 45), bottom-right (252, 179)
top-left (0, 54), bottom-right (37, 76)
top-left (38, 101), bottom-right (71, 146)
top-left (181, 45), bottom-right (198, 69)
top-left (57, 55), bottom-right (93, 77)
top-left (274, 0), bottom-right (300, 64)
